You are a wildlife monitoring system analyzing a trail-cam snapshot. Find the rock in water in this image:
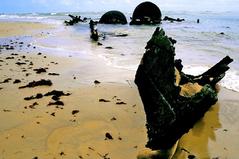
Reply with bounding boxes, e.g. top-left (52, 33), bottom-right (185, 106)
top-left (135, 27), bottom-right (232, 150)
